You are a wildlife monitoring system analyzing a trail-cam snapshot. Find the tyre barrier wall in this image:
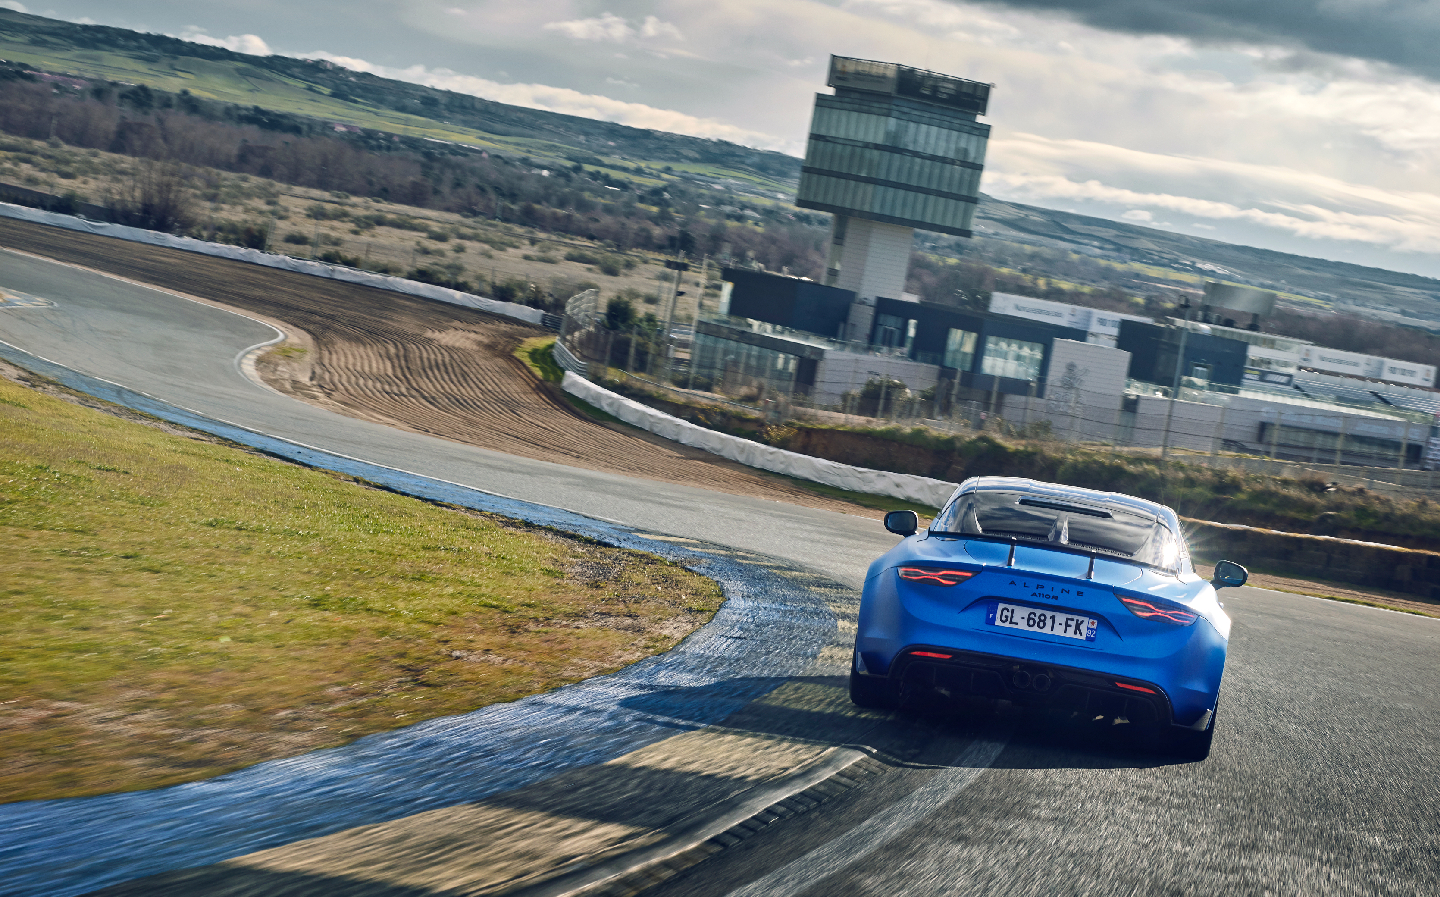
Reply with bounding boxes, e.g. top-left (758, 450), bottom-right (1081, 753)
top-left (562, 371), bottom-right (960, 509)
top-left (0, 203), bottom-right (546, 327)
